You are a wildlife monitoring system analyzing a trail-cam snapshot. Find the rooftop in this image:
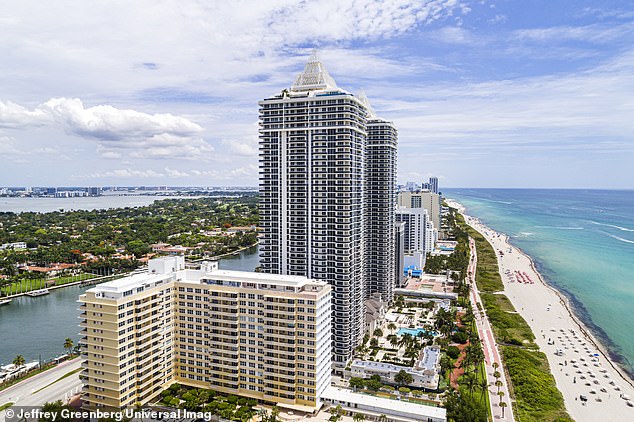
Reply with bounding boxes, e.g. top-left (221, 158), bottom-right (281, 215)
top-left (87, 257), bottom-right (328, 297)
top-left (321, 386), bottom-right (446, 420)
top-left (291, 49), bottom-right (338, 92)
